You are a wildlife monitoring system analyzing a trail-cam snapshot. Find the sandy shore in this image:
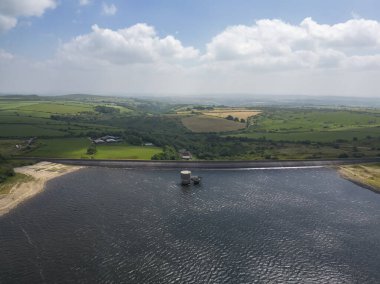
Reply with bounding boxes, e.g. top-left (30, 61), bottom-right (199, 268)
top-left (0, 162), bottom-right (83, 217)
top-left (338, 164), bottom-right (380, 193)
